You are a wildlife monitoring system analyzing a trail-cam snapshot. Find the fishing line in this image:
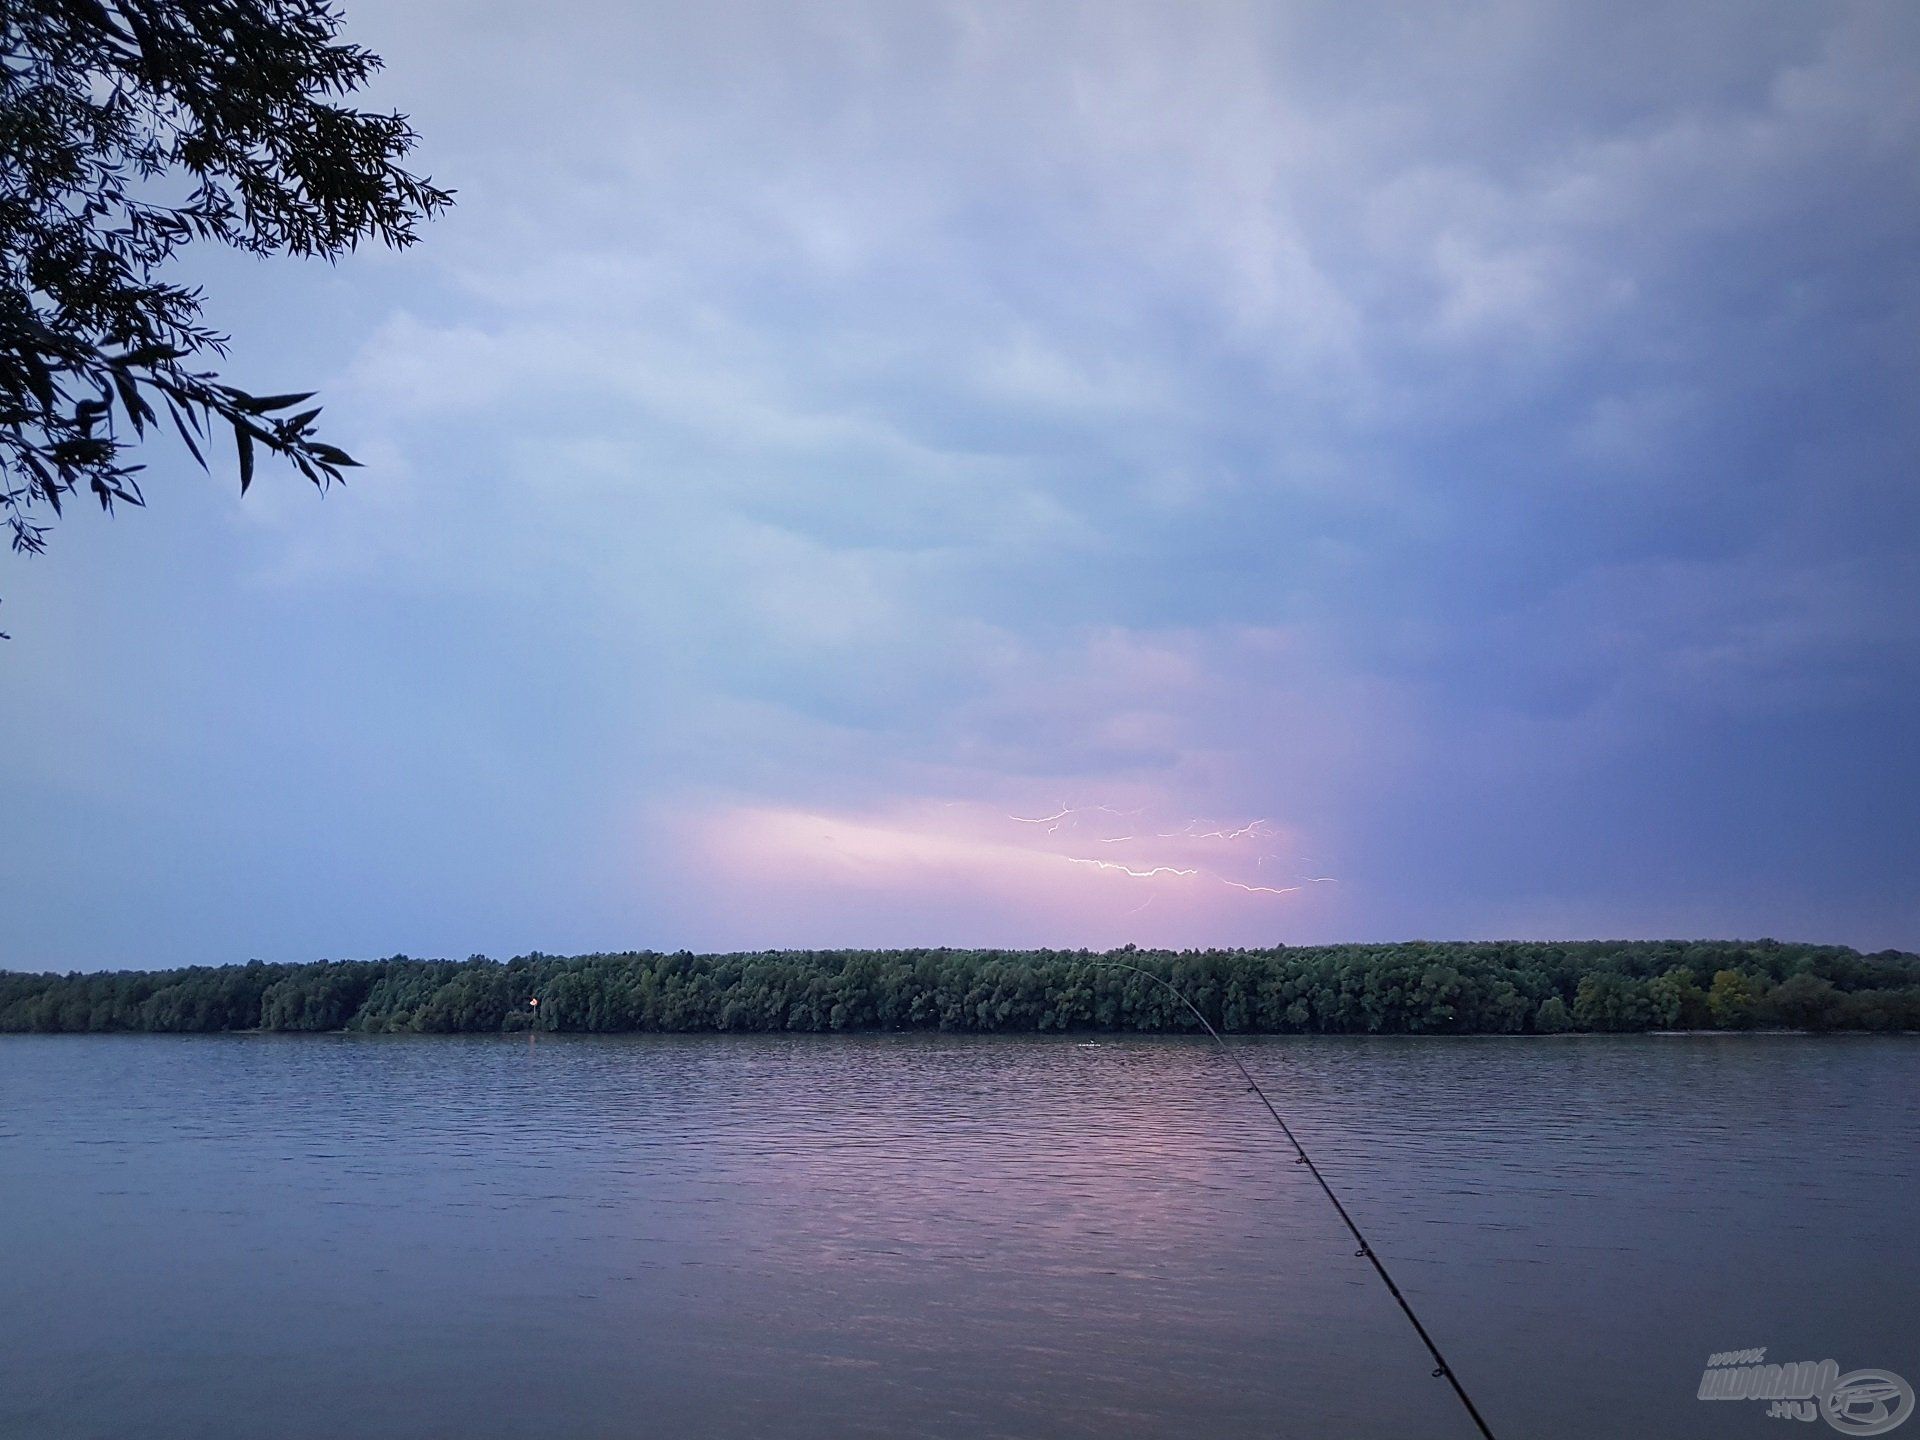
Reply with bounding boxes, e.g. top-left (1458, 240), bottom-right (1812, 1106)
top-left (1091, 960), bottom-right (1500, 1440)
